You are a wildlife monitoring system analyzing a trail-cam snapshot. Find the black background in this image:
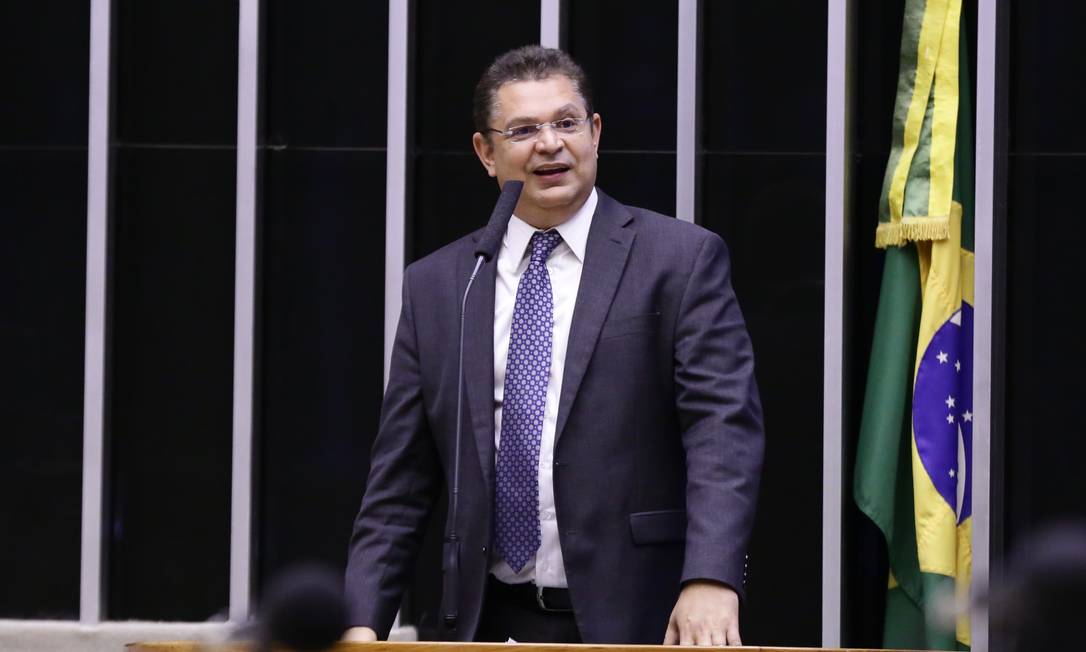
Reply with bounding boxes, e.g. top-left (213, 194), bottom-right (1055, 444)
top-left (256, 0), bottom-right (389, 603)
top-left (699, 0), bottom-right (827, 645)
top-left (106, 0), bottom-right (237, 620)
top-left (0, 1), bottom-right (89, 619)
